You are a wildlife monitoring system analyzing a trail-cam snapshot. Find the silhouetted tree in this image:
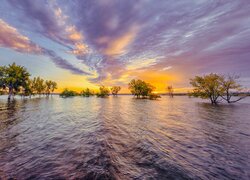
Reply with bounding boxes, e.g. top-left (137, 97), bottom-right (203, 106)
top-left (60, 89), bottom-right (78, 97)
top-left (149, 93), bottom-right (161, 100)
top-left (96, 86), bottom-right (110, 97)
top-left (167, 85), bottom-right (174, 97)
top-left (81, 88), bottom-right (94, 97)
top-left (111, 86), bottom-right (121, 96)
